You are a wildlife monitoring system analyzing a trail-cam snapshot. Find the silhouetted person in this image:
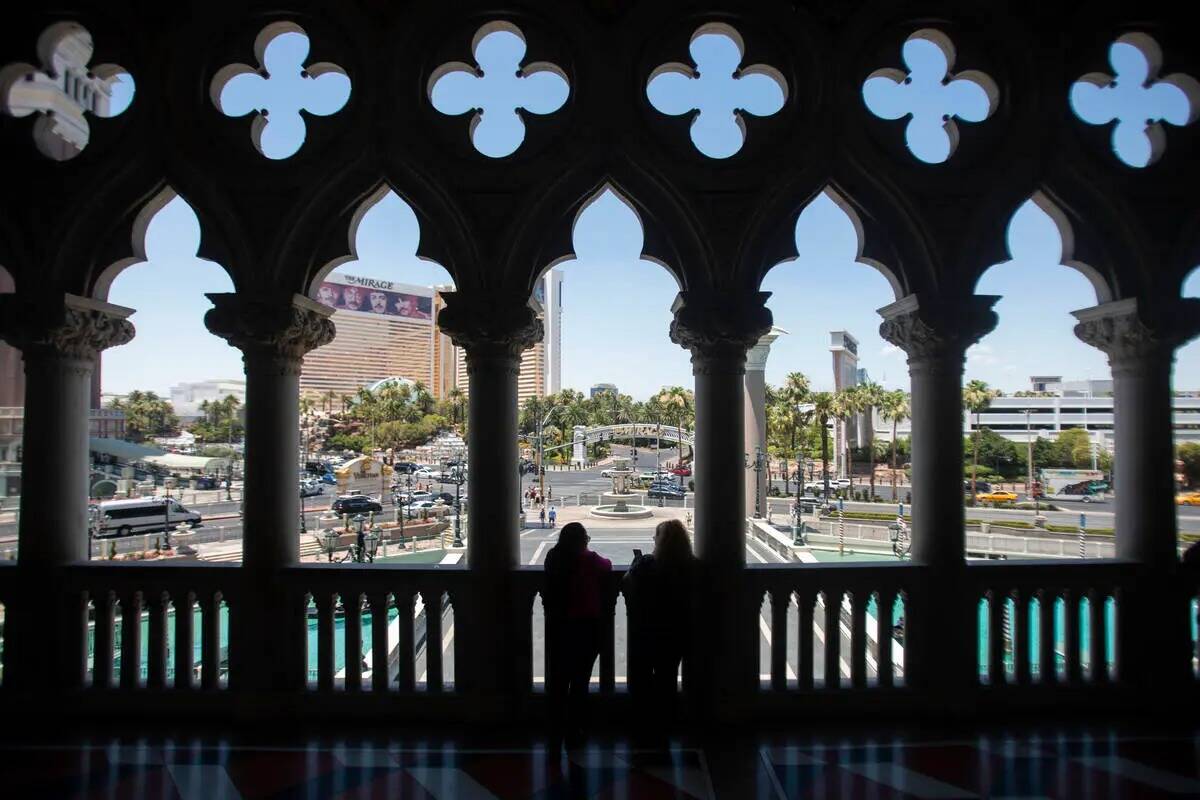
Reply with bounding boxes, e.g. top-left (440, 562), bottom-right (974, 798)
top-left (1185, 541), bottom-right (1200, 661)
top-left (544, 522), bottom-right (612, 751)
top-left (623, 518), bottom-right (696, 747)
